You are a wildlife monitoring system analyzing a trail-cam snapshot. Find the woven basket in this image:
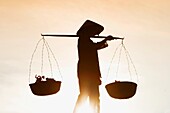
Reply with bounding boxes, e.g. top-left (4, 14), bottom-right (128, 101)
top-left (29, 78), bottom-right (61, 96)
top-left (105, 81), bottom-right (137, 99)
